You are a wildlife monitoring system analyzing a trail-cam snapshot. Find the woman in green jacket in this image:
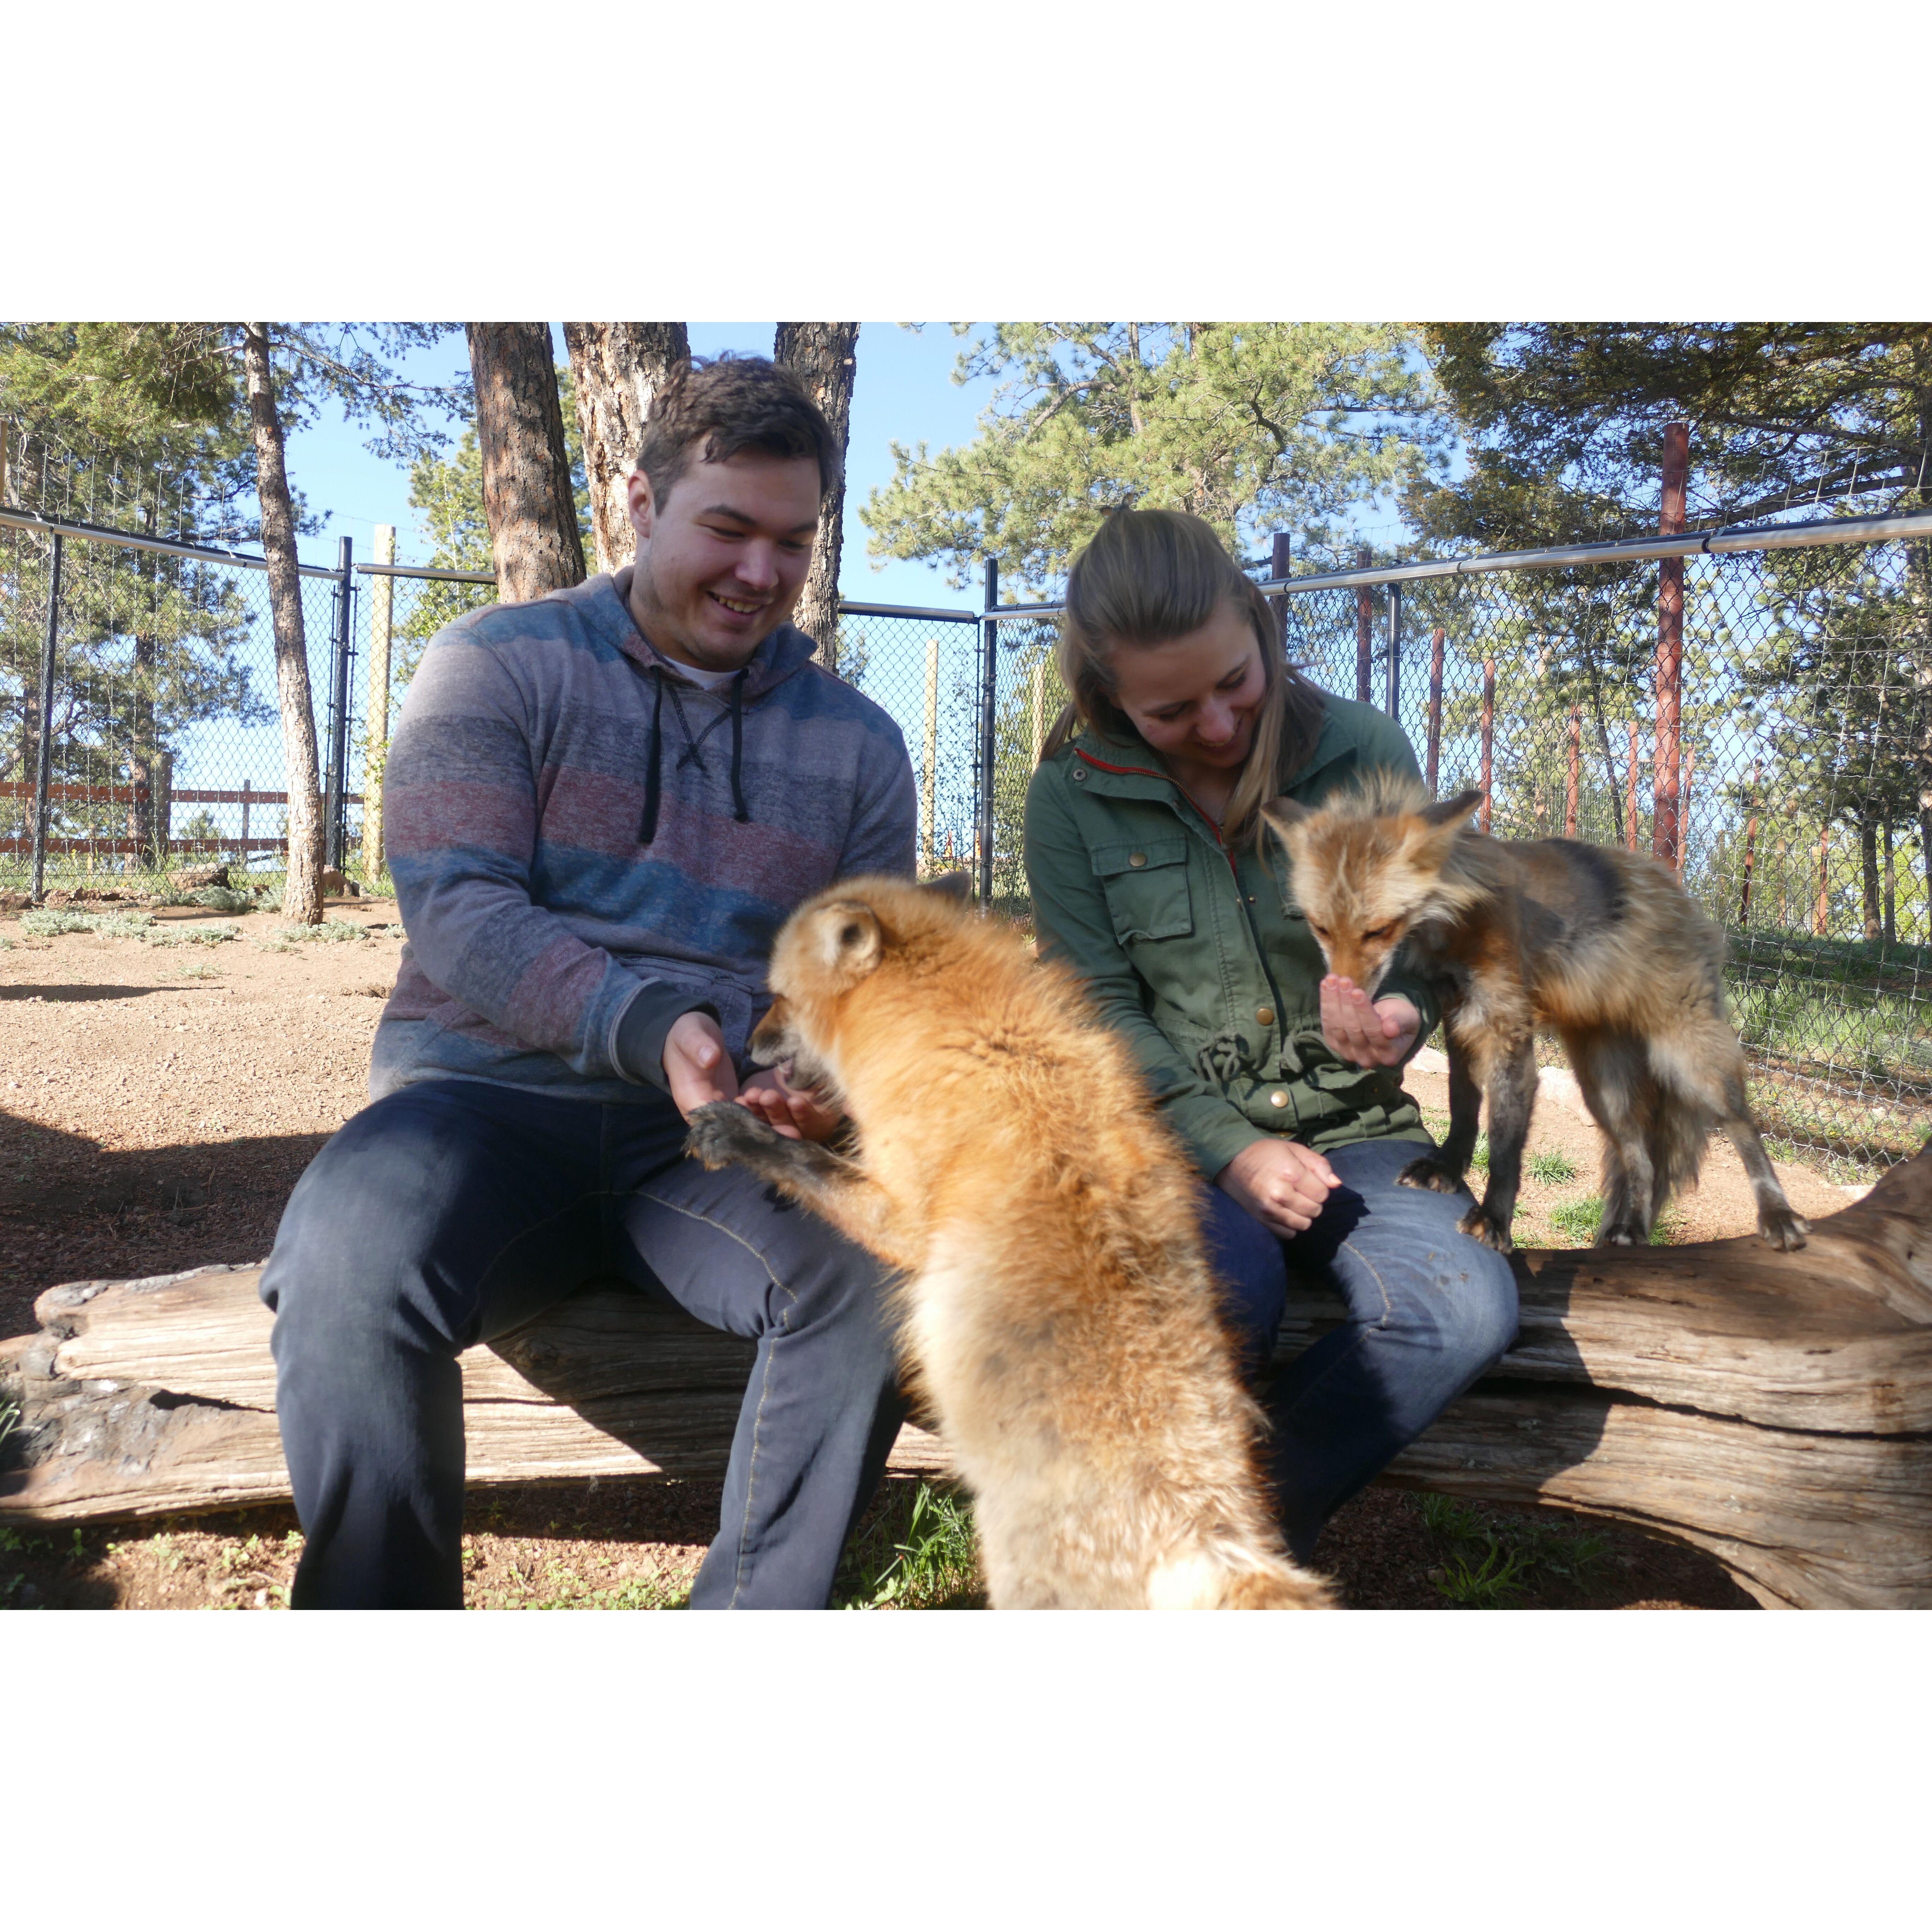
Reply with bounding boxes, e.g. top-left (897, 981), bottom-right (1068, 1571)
top-left (1022, 509), bottom-right (1517, 1562)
